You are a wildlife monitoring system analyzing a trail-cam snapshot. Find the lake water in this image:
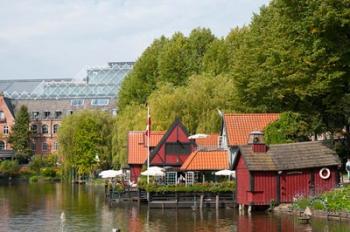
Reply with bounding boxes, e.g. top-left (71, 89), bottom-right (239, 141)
top-left (0, 183), bottom-right (349, 232)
